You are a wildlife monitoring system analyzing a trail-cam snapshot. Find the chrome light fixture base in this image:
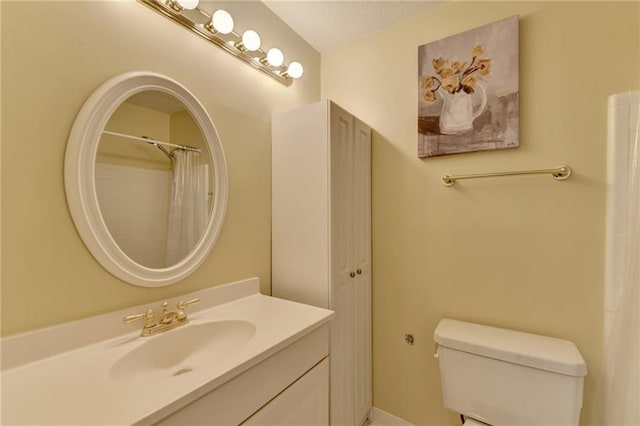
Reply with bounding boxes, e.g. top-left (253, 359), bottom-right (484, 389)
top-left (138, 0), bottom-right (296, 87)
